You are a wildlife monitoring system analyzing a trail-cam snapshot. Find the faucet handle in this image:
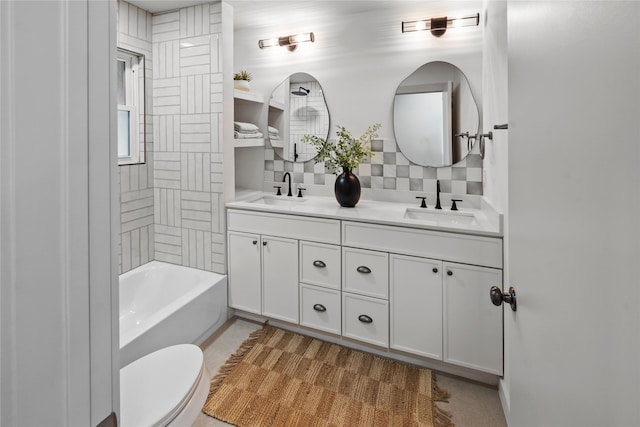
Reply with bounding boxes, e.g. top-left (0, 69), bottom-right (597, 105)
top-left (415, 196), bottom-right (427, 208)
top-left (273, 185), bottom-right (282, 196)
top-left (451, 199), bottom-right (463, 211)
top-left (297, 186), bottom-right (306, 198)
